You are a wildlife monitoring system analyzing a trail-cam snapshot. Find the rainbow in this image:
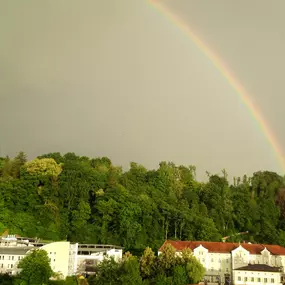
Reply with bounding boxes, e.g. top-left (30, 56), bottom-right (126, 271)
top-left (147, 0), bottom-right (285, 173)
